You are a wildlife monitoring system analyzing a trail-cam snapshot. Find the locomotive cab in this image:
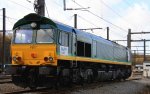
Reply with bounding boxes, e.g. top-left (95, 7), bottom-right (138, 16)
top-left (10, 14), bottom-right (59, 88)
top-left (12, 23), bottom-right (57, 66)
